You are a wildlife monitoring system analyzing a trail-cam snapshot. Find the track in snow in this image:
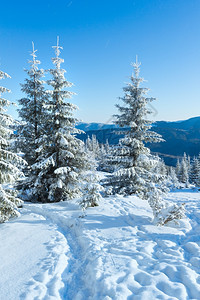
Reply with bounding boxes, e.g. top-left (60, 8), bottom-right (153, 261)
top-left (1, 190), bottom-right (200, 300)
